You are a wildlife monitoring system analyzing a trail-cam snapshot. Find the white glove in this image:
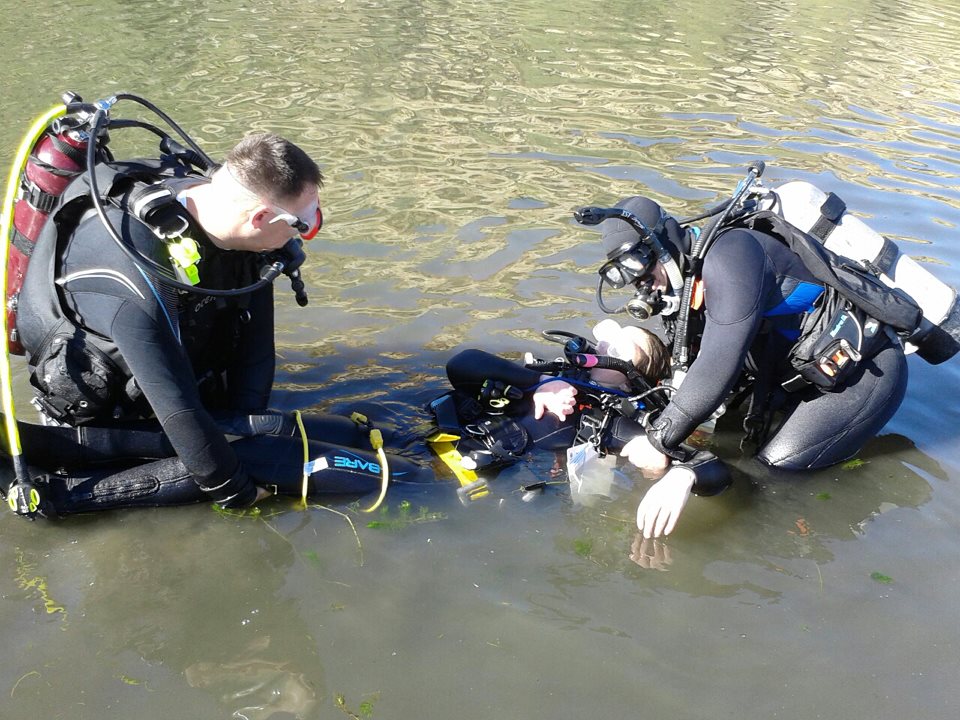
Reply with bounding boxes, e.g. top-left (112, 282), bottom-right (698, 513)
top-left (532, 379), bottom-right (578, 422)
top-left (636, 466), bottom-right (696, 538)
top-left (619, 434), bottom-right (670, 474)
